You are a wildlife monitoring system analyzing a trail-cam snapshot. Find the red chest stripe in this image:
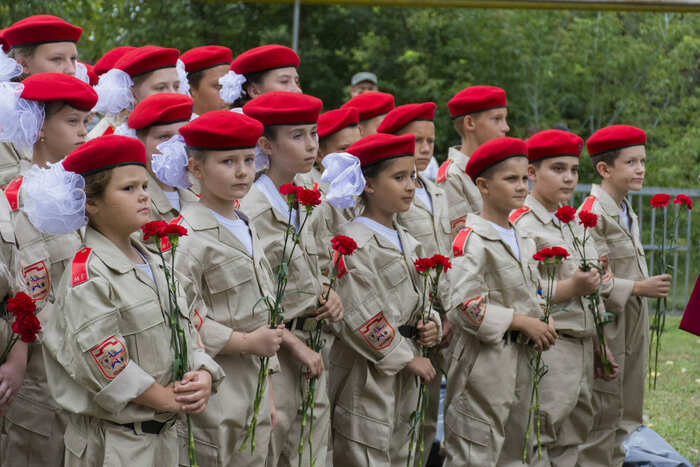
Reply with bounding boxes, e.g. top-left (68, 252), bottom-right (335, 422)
top-left (4, 177), bottom-right (23, 211)
top-left (71, 247), bottom-right (92, 286)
